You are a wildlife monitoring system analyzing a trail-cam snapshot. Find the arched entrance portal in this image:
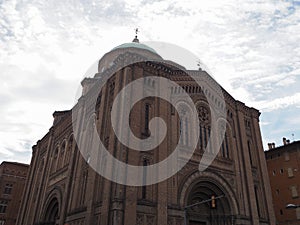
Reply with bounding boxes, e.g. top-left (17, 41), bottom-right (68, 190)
top-left (186, 181), bottom-right (235, 225)
top-left (43, 197), bottom-right (59, 225)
